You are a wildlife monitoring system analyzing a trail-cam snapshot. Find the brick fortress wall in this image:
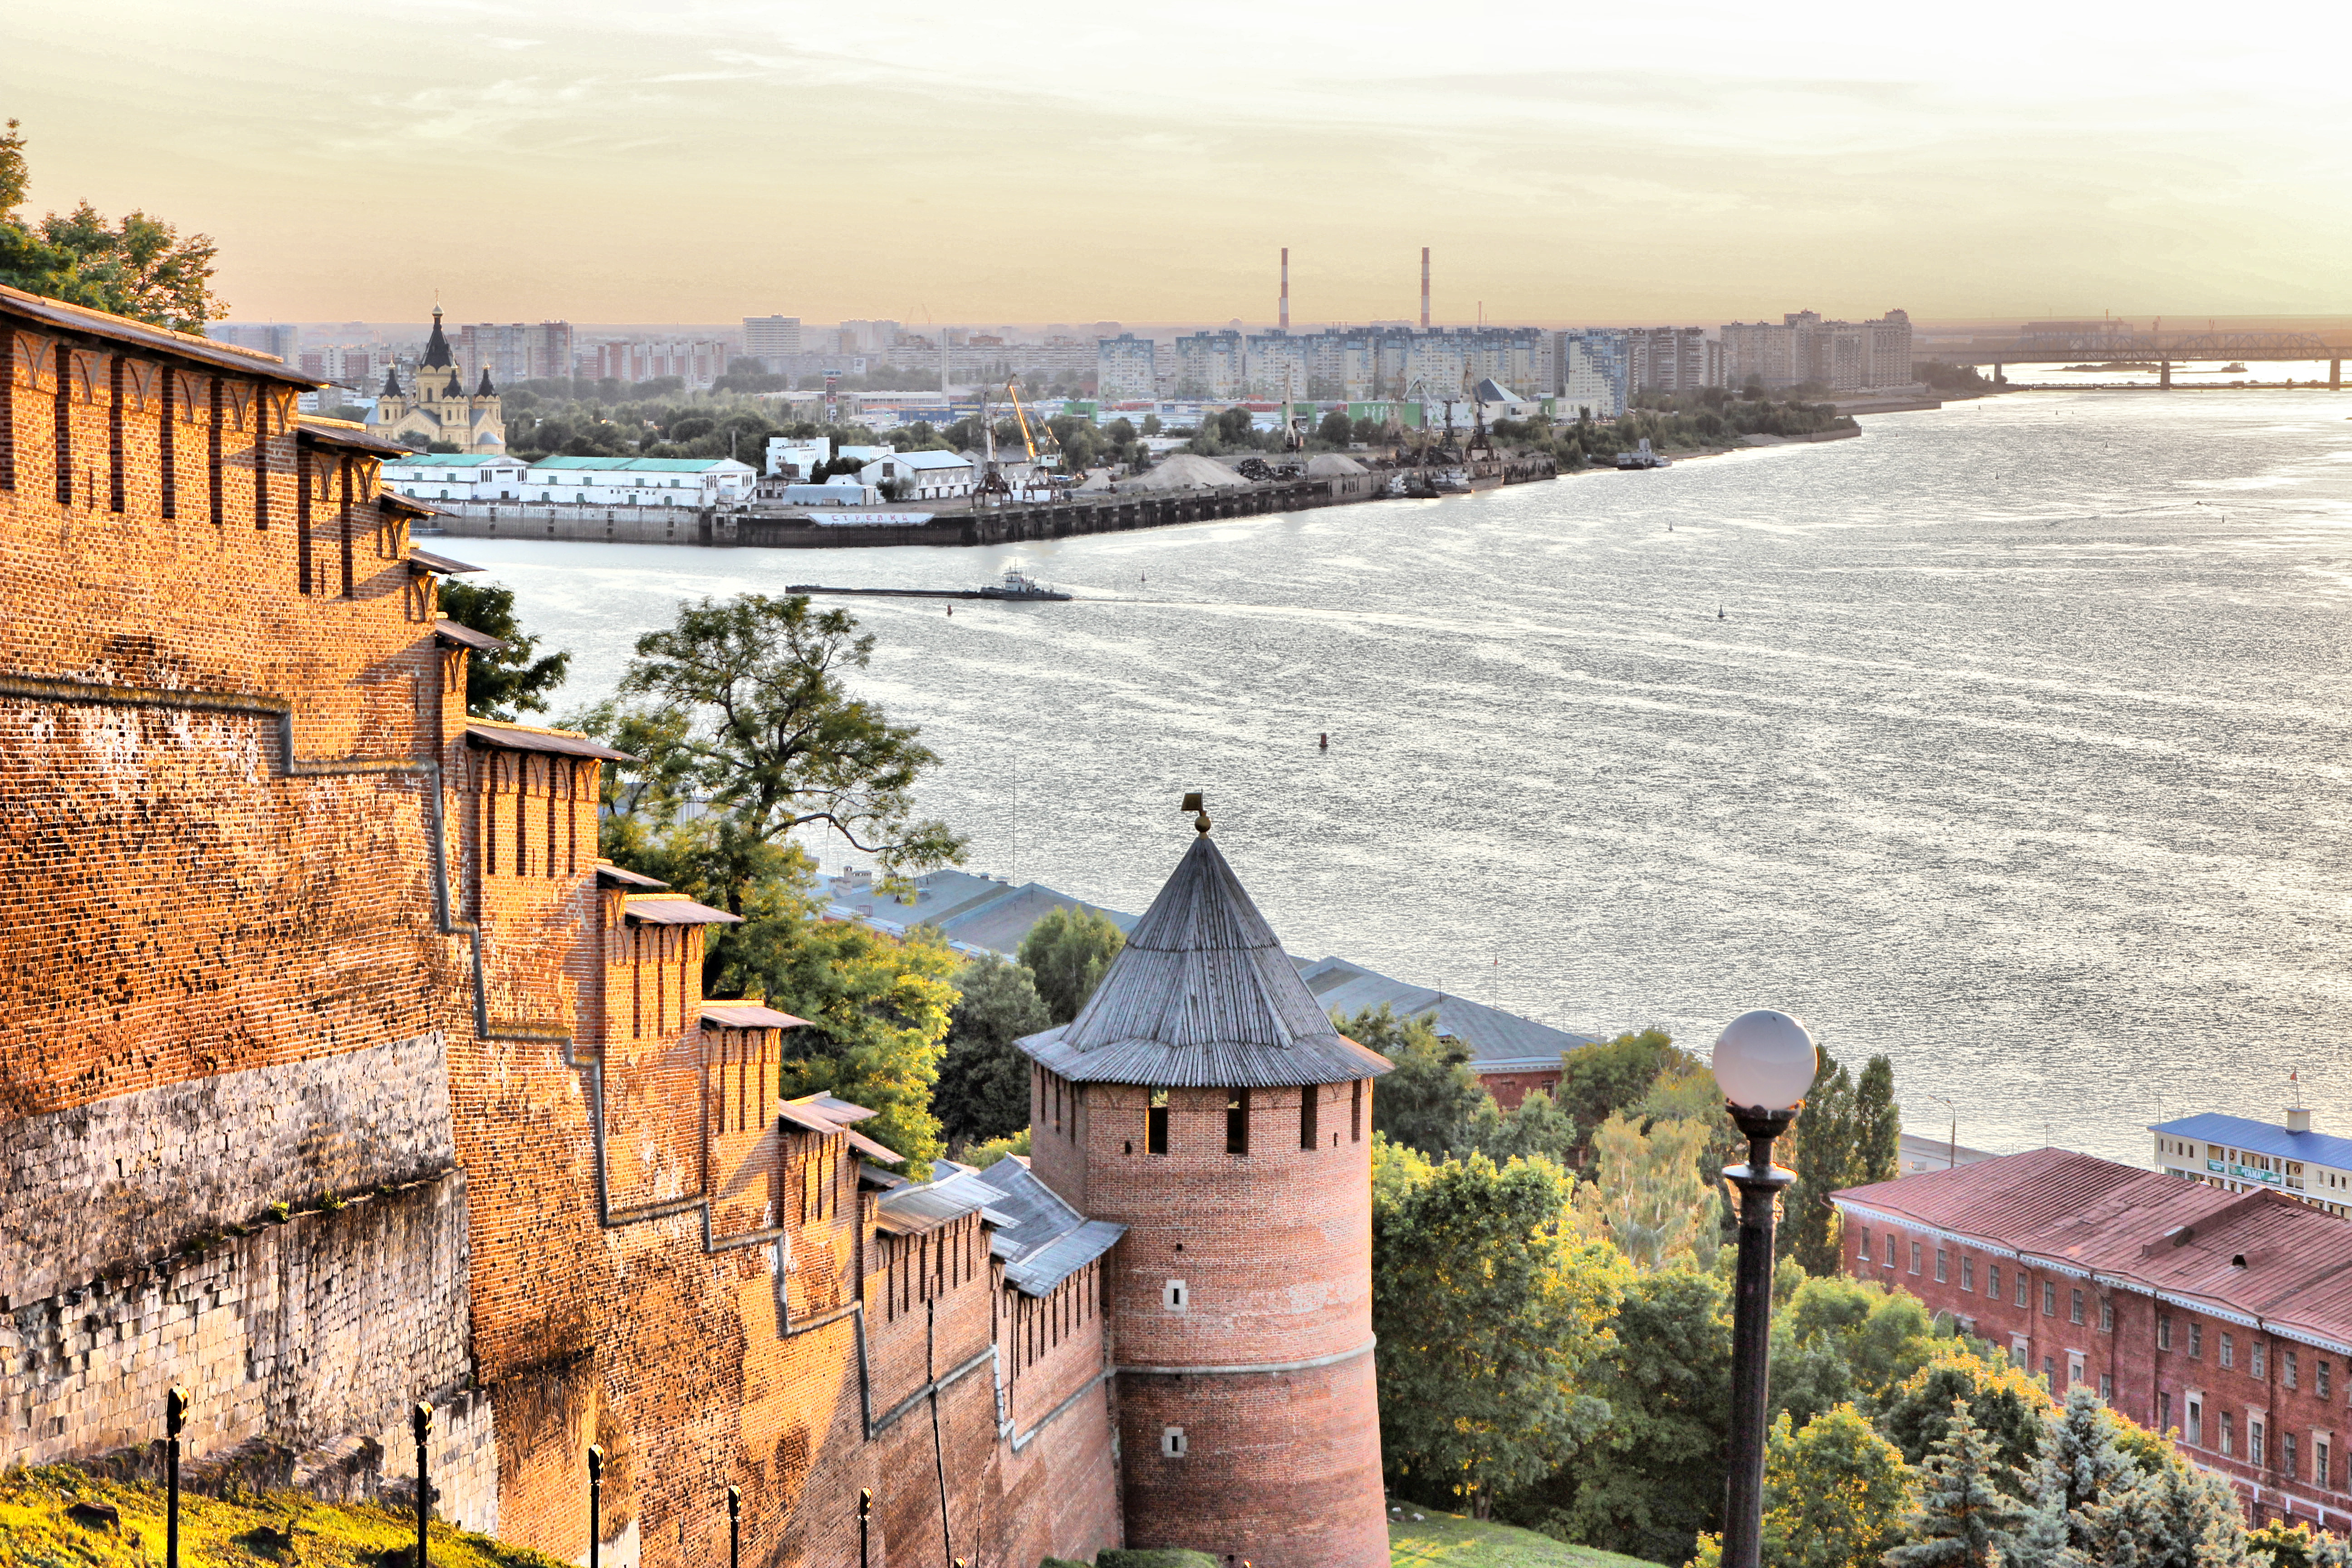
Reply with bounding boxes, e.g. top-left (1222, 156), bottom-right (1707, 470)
top-left (0, 289), bottom-right (1126, 1568)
